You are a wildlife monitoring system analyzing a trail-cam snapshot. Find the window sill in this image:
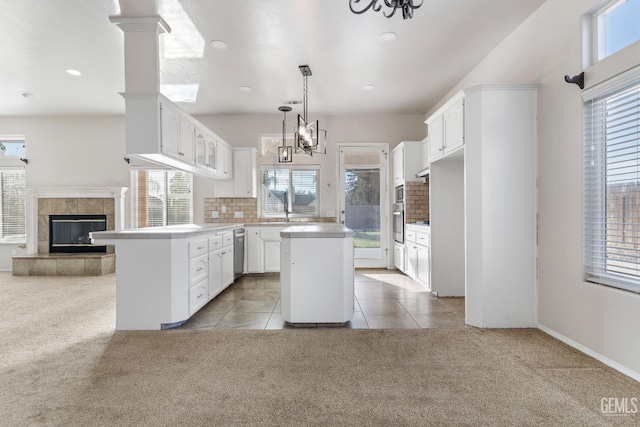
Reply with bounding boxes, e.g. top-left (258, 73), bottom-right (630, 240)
top-left (585, 39), bottom-right (640, 91)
